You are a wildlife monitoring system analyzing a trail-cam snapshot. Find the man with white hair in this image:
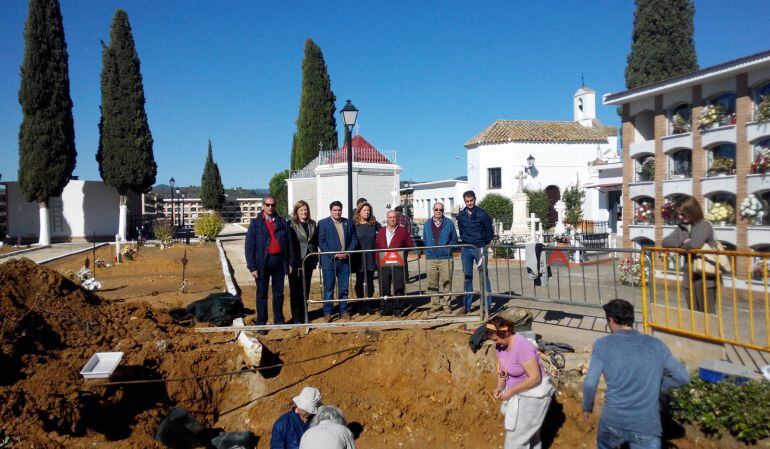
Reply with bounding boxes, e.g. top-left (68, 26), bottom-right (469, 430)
top-left (270, 386), bottom-right (322, 449)
top-left (299, 405), bottom-right (356, 449)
